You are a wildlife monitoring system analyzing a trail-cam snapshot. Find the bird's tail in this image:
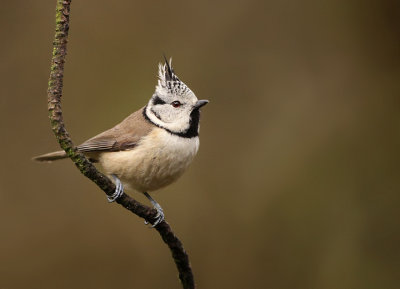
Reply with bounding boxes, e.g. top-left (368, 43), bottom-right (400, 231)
top-left (32, 150), bottom-right (68, 162)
